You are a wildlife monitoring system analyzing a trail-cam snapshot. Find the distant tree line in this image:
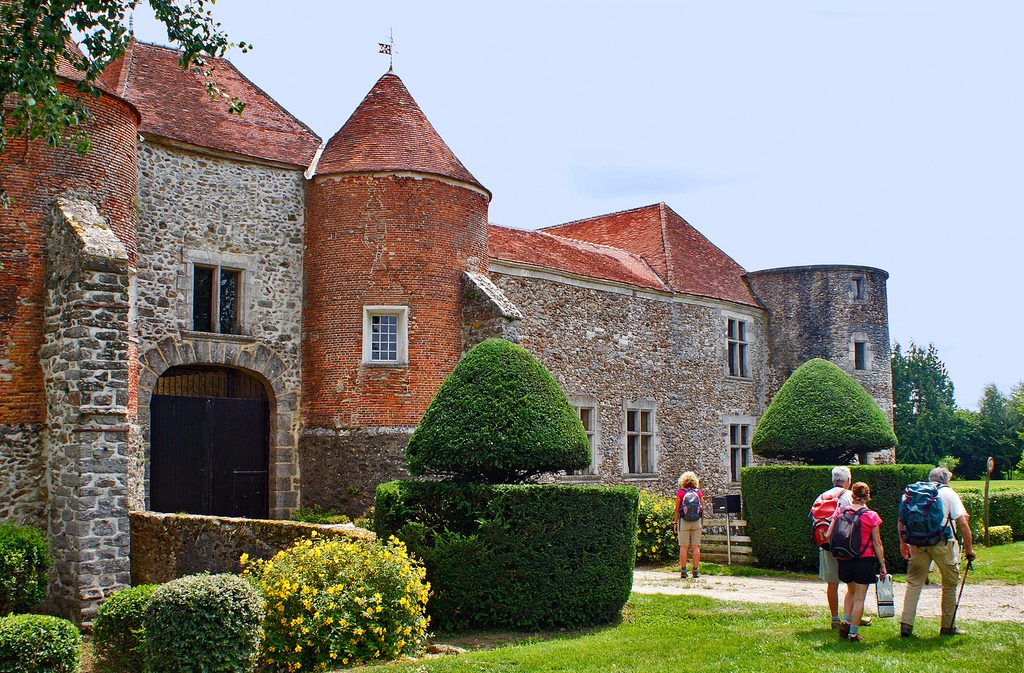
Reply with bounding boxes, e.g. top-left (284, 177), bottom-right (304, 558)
top-left (891, 342), bottom-right (1024, 479)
